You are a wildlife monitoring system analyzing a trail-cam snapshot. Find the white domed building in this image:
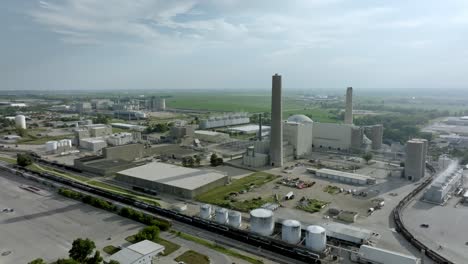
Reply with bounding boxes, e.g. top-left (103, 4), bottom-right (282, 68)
top-left (283, 114), bottom-right (314, 158)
